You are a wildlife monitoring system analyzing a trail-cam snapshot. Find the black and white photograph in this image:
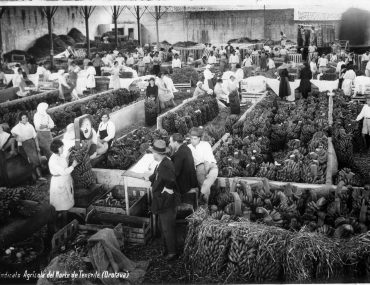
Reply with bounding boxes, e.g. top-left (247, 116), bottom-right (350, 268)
top-left (1, 0), bottom-right (370, 284)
